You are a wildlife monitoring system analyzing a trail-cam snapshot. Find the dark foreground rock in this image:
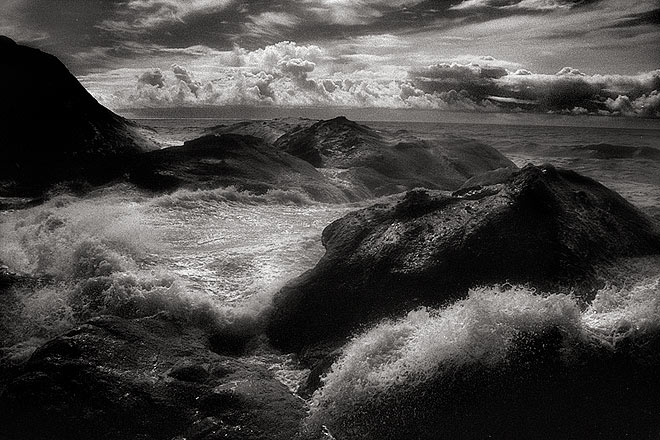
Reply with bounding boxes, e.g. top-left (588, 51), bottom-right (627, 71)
top-left (274, 116), bottom-right (517, 196)
top-left (0, 36), bottom-right (159, 197)
top-left (0, 314), bottom-right (306, 440)
top-left (266, 164), bottom-right (660, 352)
top-left (128, 133), bottom-right (350, 202)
